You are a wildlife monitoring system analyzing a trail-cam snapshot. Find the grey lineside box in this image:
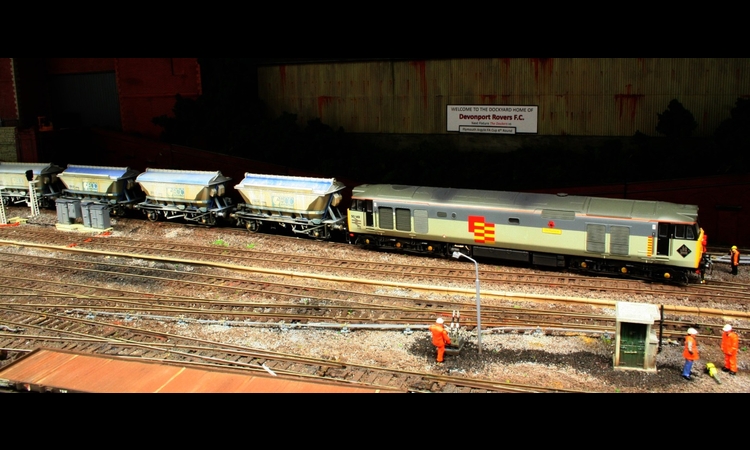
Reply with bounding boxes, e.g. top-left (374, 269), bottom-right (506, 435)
top-left (55, 198), bottom-right (72, 224)
top-left (80, 201), bottom-right (94, 227)
top-left (83, 203), bottom-right (110, 229)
